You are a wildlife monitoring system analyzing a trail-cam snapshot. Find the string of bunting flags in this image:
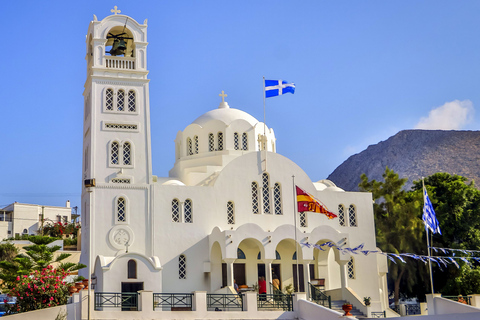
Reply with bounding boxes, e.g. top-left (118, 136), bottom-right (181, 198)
top-left (301, 241), bottom-right (480, 270)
